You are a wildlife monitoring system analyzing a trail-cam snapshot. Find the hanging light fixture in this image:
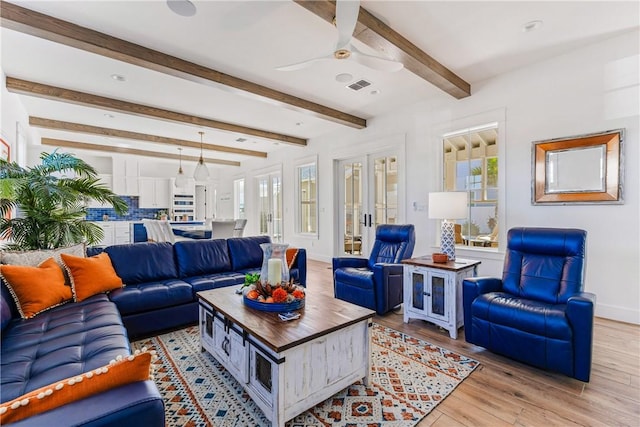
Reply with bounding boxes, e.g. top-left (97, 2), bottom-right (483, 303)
top-left (193, 131), bottom-right (209, 181)
top-left (175, 147), bottom-right (188, 188)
